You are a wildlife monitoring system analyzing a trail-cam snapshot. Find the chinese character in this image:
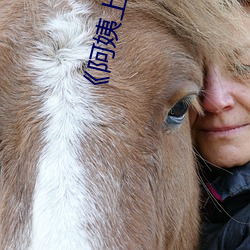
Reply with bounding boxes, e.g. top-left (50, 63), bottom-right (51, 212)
top-left (95, 18), bottom-right (122, 41)
top-left (93, 35), bottom-right (116, 48)
top-left (83, 1), bottom-right (127, 85)
top-left (87, 43), bottom-right (115, 73)
top-left (101, 0), bottom-right (127, 21)
top-left (83, 71), bottom-right (110, 85)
